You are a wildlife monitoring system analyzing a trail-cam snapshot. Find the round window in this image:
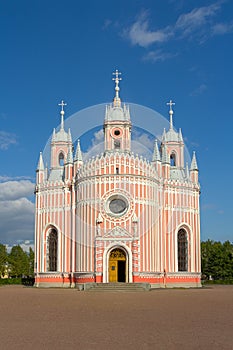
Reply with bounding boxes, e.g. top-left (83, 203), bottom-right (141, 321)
top-left (114, 129), bottom-right (121, 136)
top-left (107, 195), bottom-right (129, 217)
